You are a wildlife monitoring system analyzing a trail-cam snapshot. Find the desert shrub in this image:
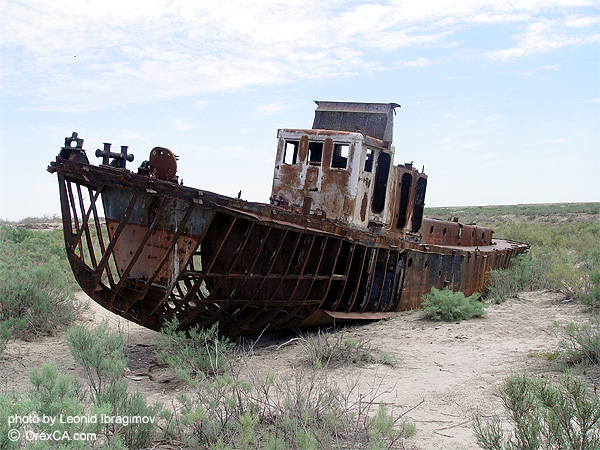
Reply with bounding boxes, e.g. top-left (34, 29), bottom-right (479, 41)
top-left (425, 207), bottom-right (600, 303)
top-left (556, 319), bottom-right (600, 367)
top-left (29, 362), bottom-right (87, 421)
top-left (66, 321), bottom-right (127, 405)
top-left (0, 320), bottom-right (11, 356)
top-left (0, 226), bottom-right (81, 340)
top-left (421, 287), bottom-right (486, 321)
top-left (486, 221), bottom-right (600, 302)
top-left (156, 322), bottom-right (414, 449)
top-left (299, 330), bottom-right (395, 369)
top-left (66, 321), bottom-right (162, 449)
top-left (488, 253), bottom-right (546, 302)
top-left (0, 390), bottom-right (28, 450)
top-left (176, 365), bottom-right (415, 450)
top-left (473, 372), bottom-right (600, 450)
top-left (300, 330), bottom-right (380, 369)
top-left (580, 268), bottom-right (600, 308)
top-left (3, 324), bottom-right (164, 450)
top-left (154, 320), bottom-right (234, 386)
top-left (370, 403), bottom-right (416, 448)
top-left (27, 362), bottom-right (94, 449)
top-left (3, 363), bottom-right (98, 450)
